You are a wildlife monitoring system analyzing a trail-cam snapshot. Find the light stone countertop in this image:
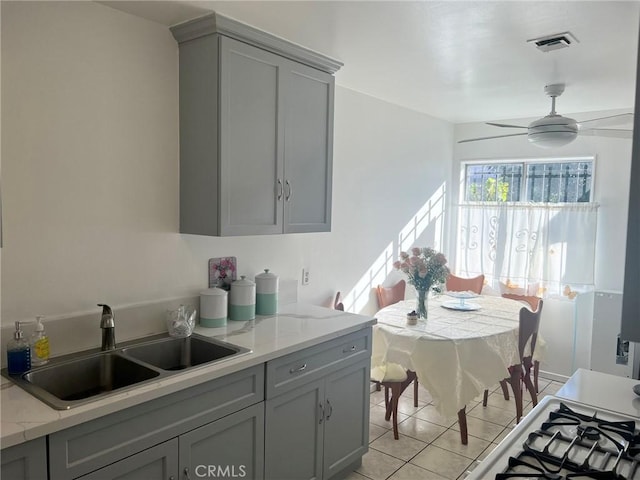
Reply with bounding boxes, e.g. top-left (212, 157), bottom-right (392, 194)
top-left (1, 303), bottom-right (376, 449)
